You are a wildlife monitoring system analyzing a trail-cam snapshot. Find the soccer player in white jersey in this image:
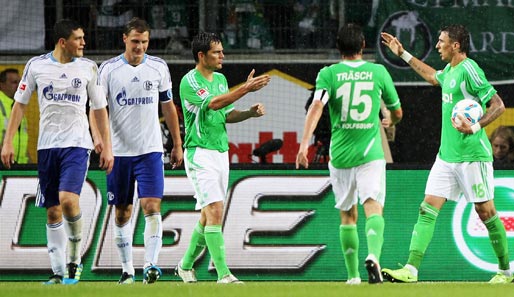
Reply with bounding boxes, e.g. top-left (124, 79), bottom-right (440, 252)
top-left (296, 23), bottom-right (403, 285)
top-left (98, 17), bottom-right (183, 285)
top-left (381, 25), bottom-right (511, 283)
top-left (0, 19), bottom-right (114, 285)
top-left (175, 32), bottom-right (270, 284)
